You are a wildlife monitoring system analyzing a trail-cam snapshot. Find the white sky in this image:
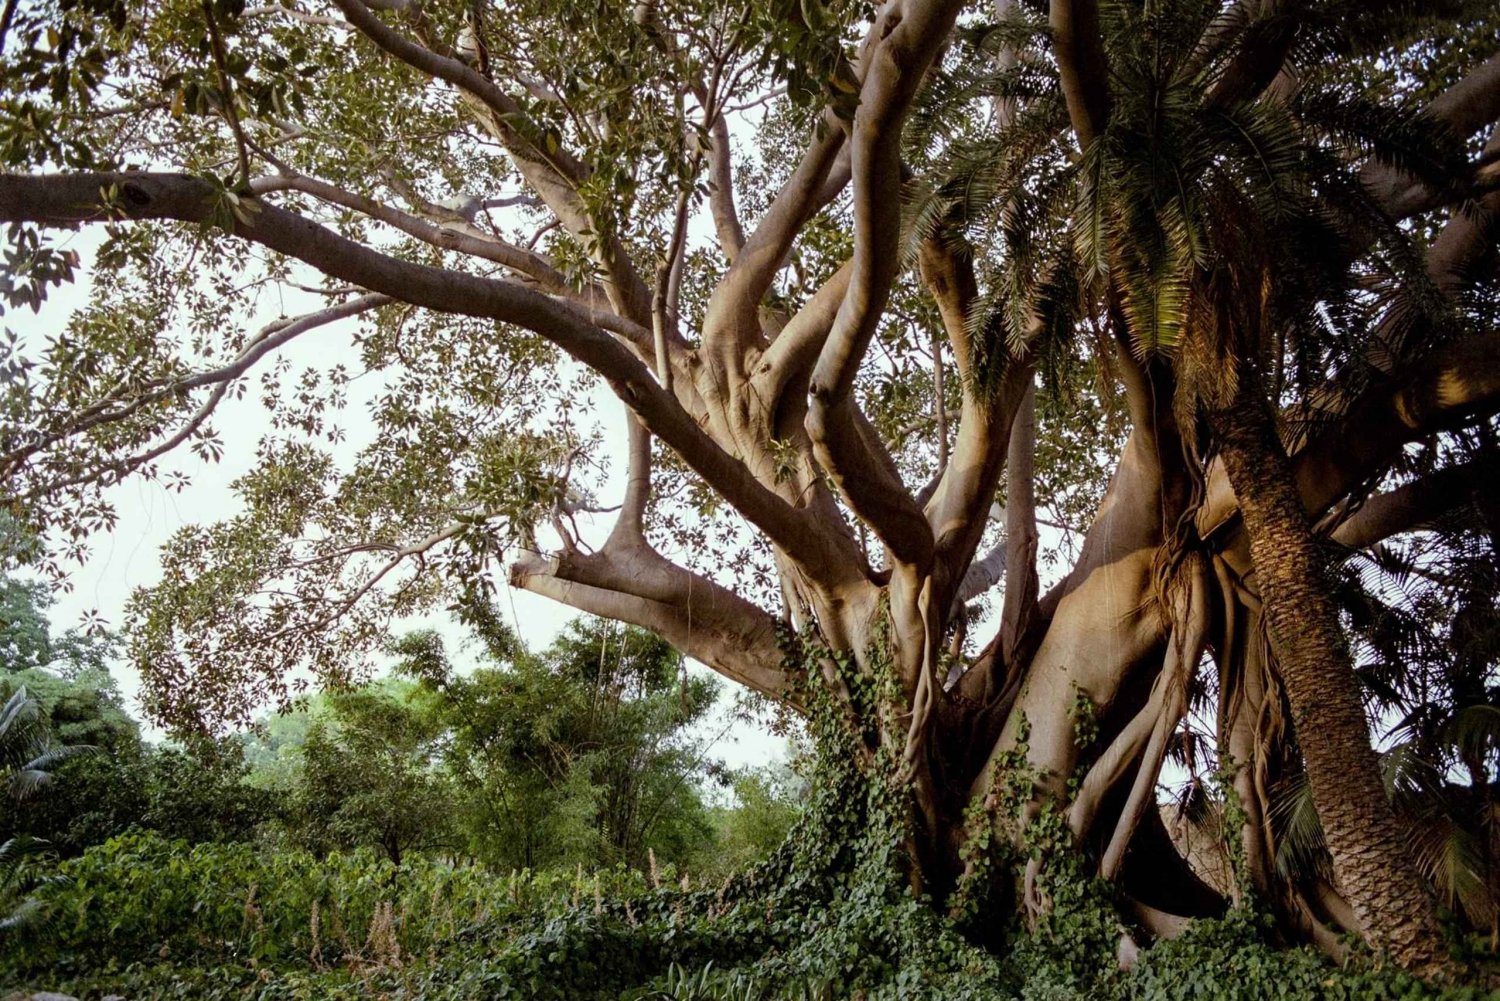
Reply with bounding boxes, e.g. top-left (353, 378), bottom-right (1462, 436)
top-left (16, 226), bottom-right (789, 773)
